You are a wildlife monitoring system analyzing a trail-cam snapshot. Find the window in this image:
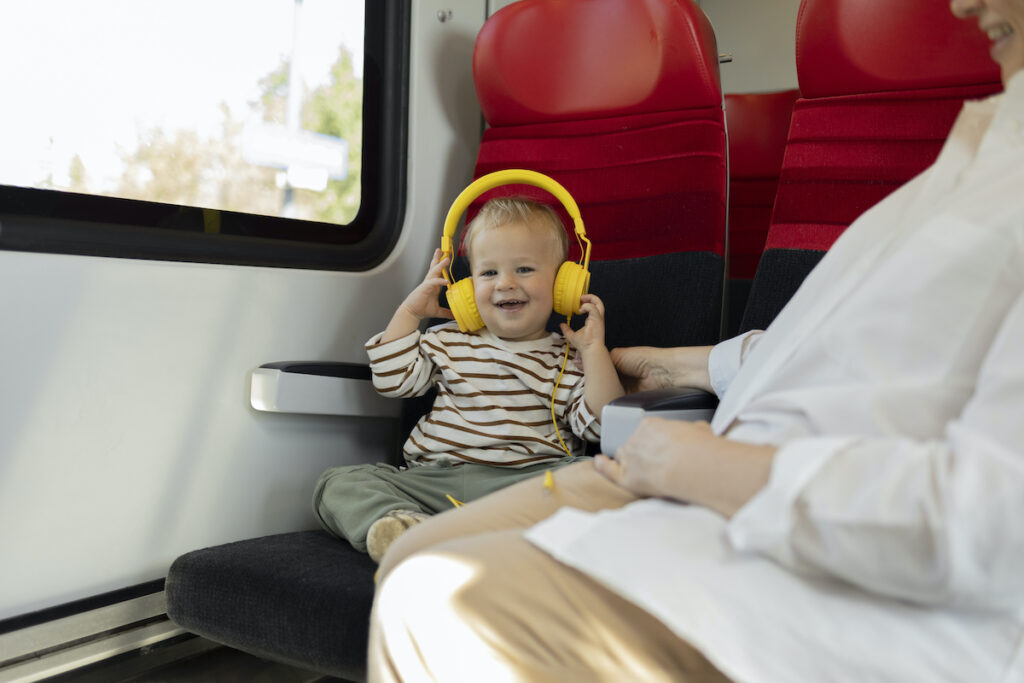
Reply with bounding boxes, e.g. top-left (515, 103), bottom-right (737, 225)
top-left (0, 0), bottom-right (408, 269)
